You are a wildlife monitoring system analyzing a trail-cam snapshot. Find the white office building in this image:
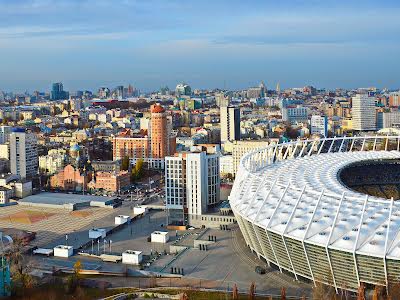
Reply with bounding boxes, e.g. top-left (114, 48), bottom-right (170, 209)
top-left (281, 106), bottom-right (308, 124)
top-left (220, 106), bottom-right (240, 143)
top-left (9, 131), bottom-right (38, 179)
top-left (165, 145), bottom-right (220, 224)
top-left (381, 111), bottom-right (400, 129)
top-left (310, 115), bottom-right (328, 136)
top-left (352, 94), bottom-right (376, 131)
